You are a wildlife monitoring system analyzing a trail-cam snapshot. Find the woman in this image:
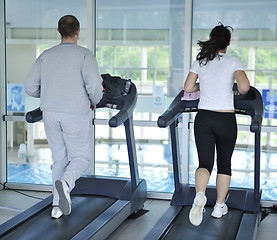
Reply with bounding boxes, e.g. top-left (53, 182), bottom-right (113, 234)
top-left (184, 23), bottom-right (250, 226)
